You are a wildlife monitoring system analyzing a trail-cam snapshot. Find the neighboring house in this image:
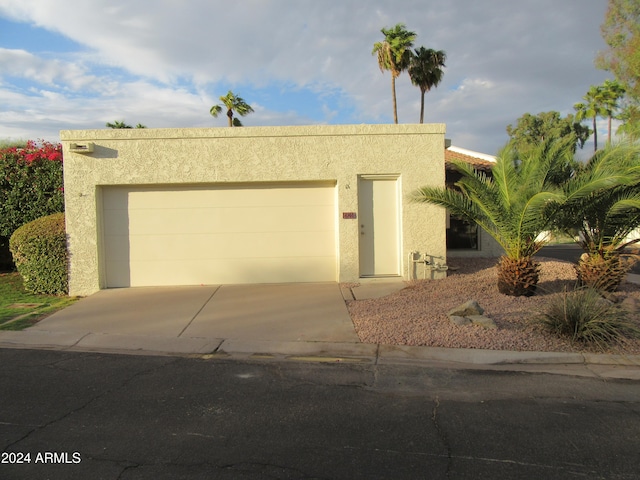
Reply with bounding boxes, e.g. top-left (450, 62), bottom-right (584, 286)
top-left (444, 145), bottom-right (502, 258)
top-left (61, 124), bottom-right (447, 296)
